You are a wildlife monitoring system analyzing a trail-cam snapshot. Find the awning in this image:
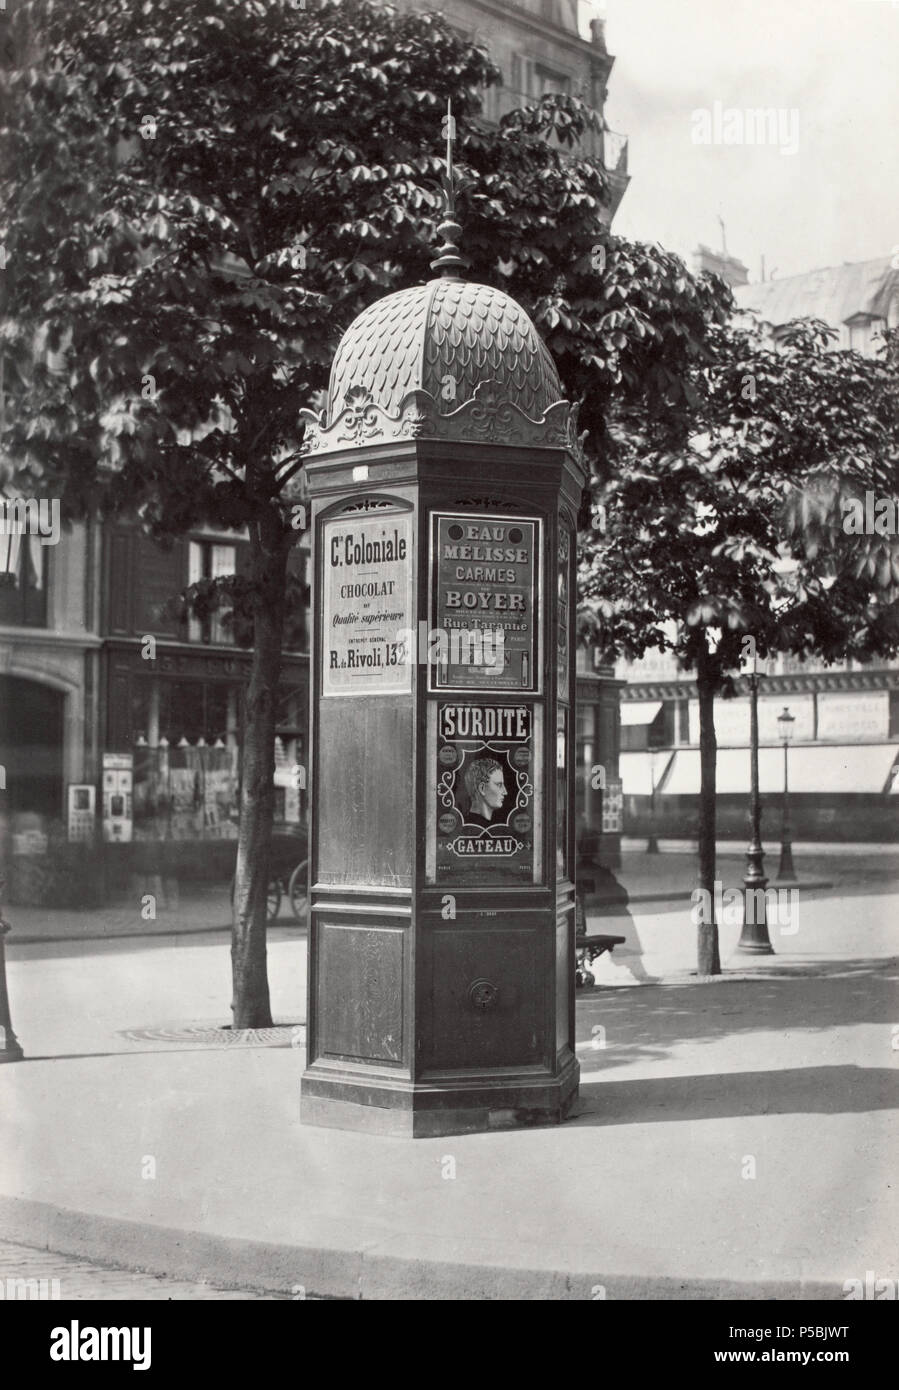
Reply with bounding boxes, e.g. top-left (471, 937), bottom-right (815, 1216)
top-left (661, 744), bottom-right (899, 796)
top-left (620, 700), bottom-right (663, 727)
